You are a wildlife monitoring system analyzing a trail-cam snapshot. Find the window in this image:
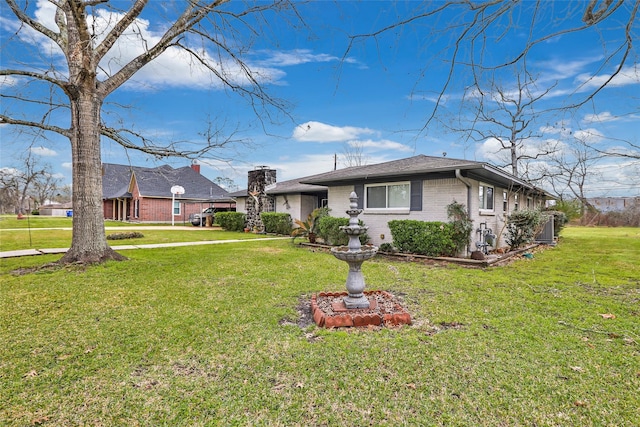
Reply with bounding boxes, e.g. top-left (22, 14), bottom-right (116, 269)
top-left (134, 199), bottom-right (139, 218)
top-left (479, 184), bottom-right (494, 211)
top-left (514, 194), bottom-right (519, 211)
top-left (365, 182), bottom-right (410, 210)
top-left (173, 200), bottom-right (181, 215)
top-left (527, 197), bottom-right (532, 209)
top-left (503, 191), bottom-right (508, 212)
